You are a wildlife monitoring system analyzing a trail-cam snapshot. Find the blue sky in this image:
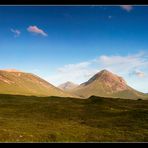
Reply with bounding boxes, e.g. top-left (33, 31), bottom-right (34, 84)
top-left (0, 5), bottom-right (148, 92)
